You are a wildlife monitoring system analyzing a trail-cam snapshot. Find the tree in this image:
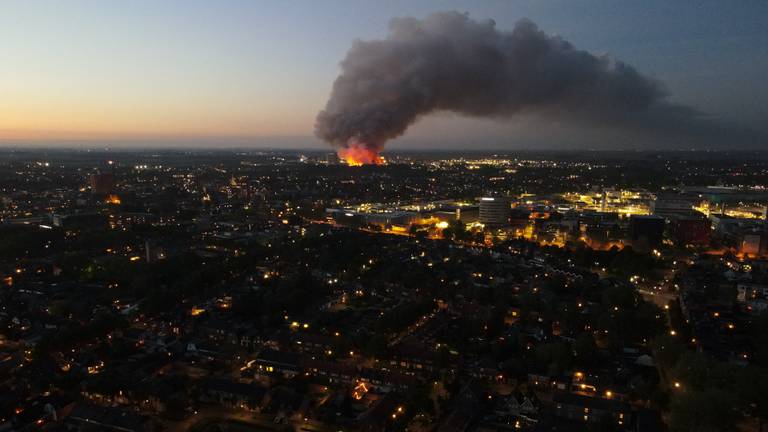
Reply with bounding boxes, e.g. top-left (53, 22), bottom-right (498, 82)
top-left (669, 389), bottom-right (740, 432)
top-left (573, 332), bottom-right (599, 367)
top-left (672, 352), bottom-right (735, 393)
top-left (443, 220), bottom-right (467, 241)
top-left (406, 384), bottom-right (435, 416)
top-left (532, 342), bottom-right (572, 376)
top-left (365, 334), bottom-right (388, 359)
top-left (735, 366), bottom-right (768, 432)
top-left (650, 334), bottom-right (685, 380)
top-left (750, 312), bottom-right (768, 368)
